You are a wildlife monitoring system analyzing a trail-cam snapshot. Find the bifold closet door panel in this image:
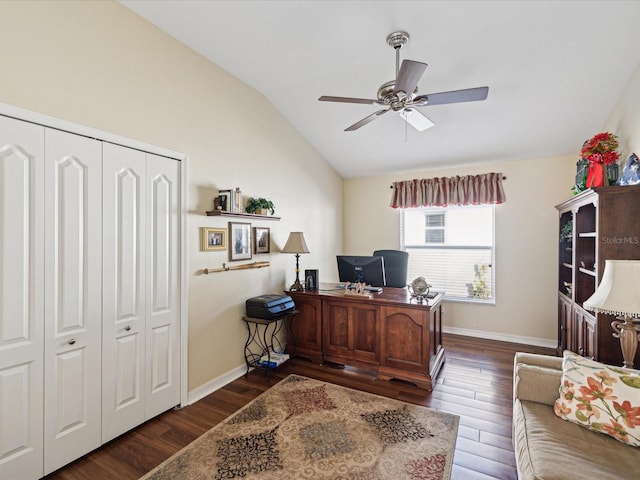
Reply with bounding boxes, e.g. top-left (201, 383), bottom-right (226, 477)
top-left (43, 129), bottom-right (102, 475)
top-left (101, 143), bottom-right (147, 443)
top-left (0, 116), bottom-right (45, 480)
top-left (145, 153), bottom-right (181, 418)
